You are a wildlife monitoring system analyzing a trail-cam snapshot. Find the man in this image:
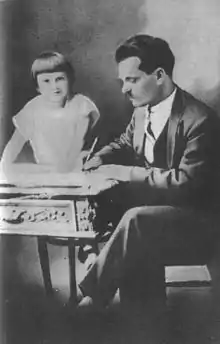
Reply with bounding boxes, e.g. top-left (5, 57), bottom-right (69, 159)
top-left (78, 34), bottom-right (220, 341)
